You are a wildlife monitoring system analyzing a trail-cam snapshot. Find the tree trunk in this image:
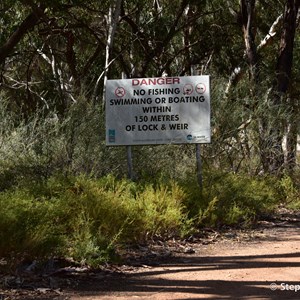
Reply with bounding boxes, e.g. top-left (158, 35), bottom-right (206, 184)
top-left (240, 0), bottom-right (258, 83)
top-left (268, 0), bottom-right (300, 173)
top-left (285, 91), bottom-right (299, 172)
top-left (95, 0), bottom-right (122, 105)
top-left (0, 7), bottom-right (44, 64)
